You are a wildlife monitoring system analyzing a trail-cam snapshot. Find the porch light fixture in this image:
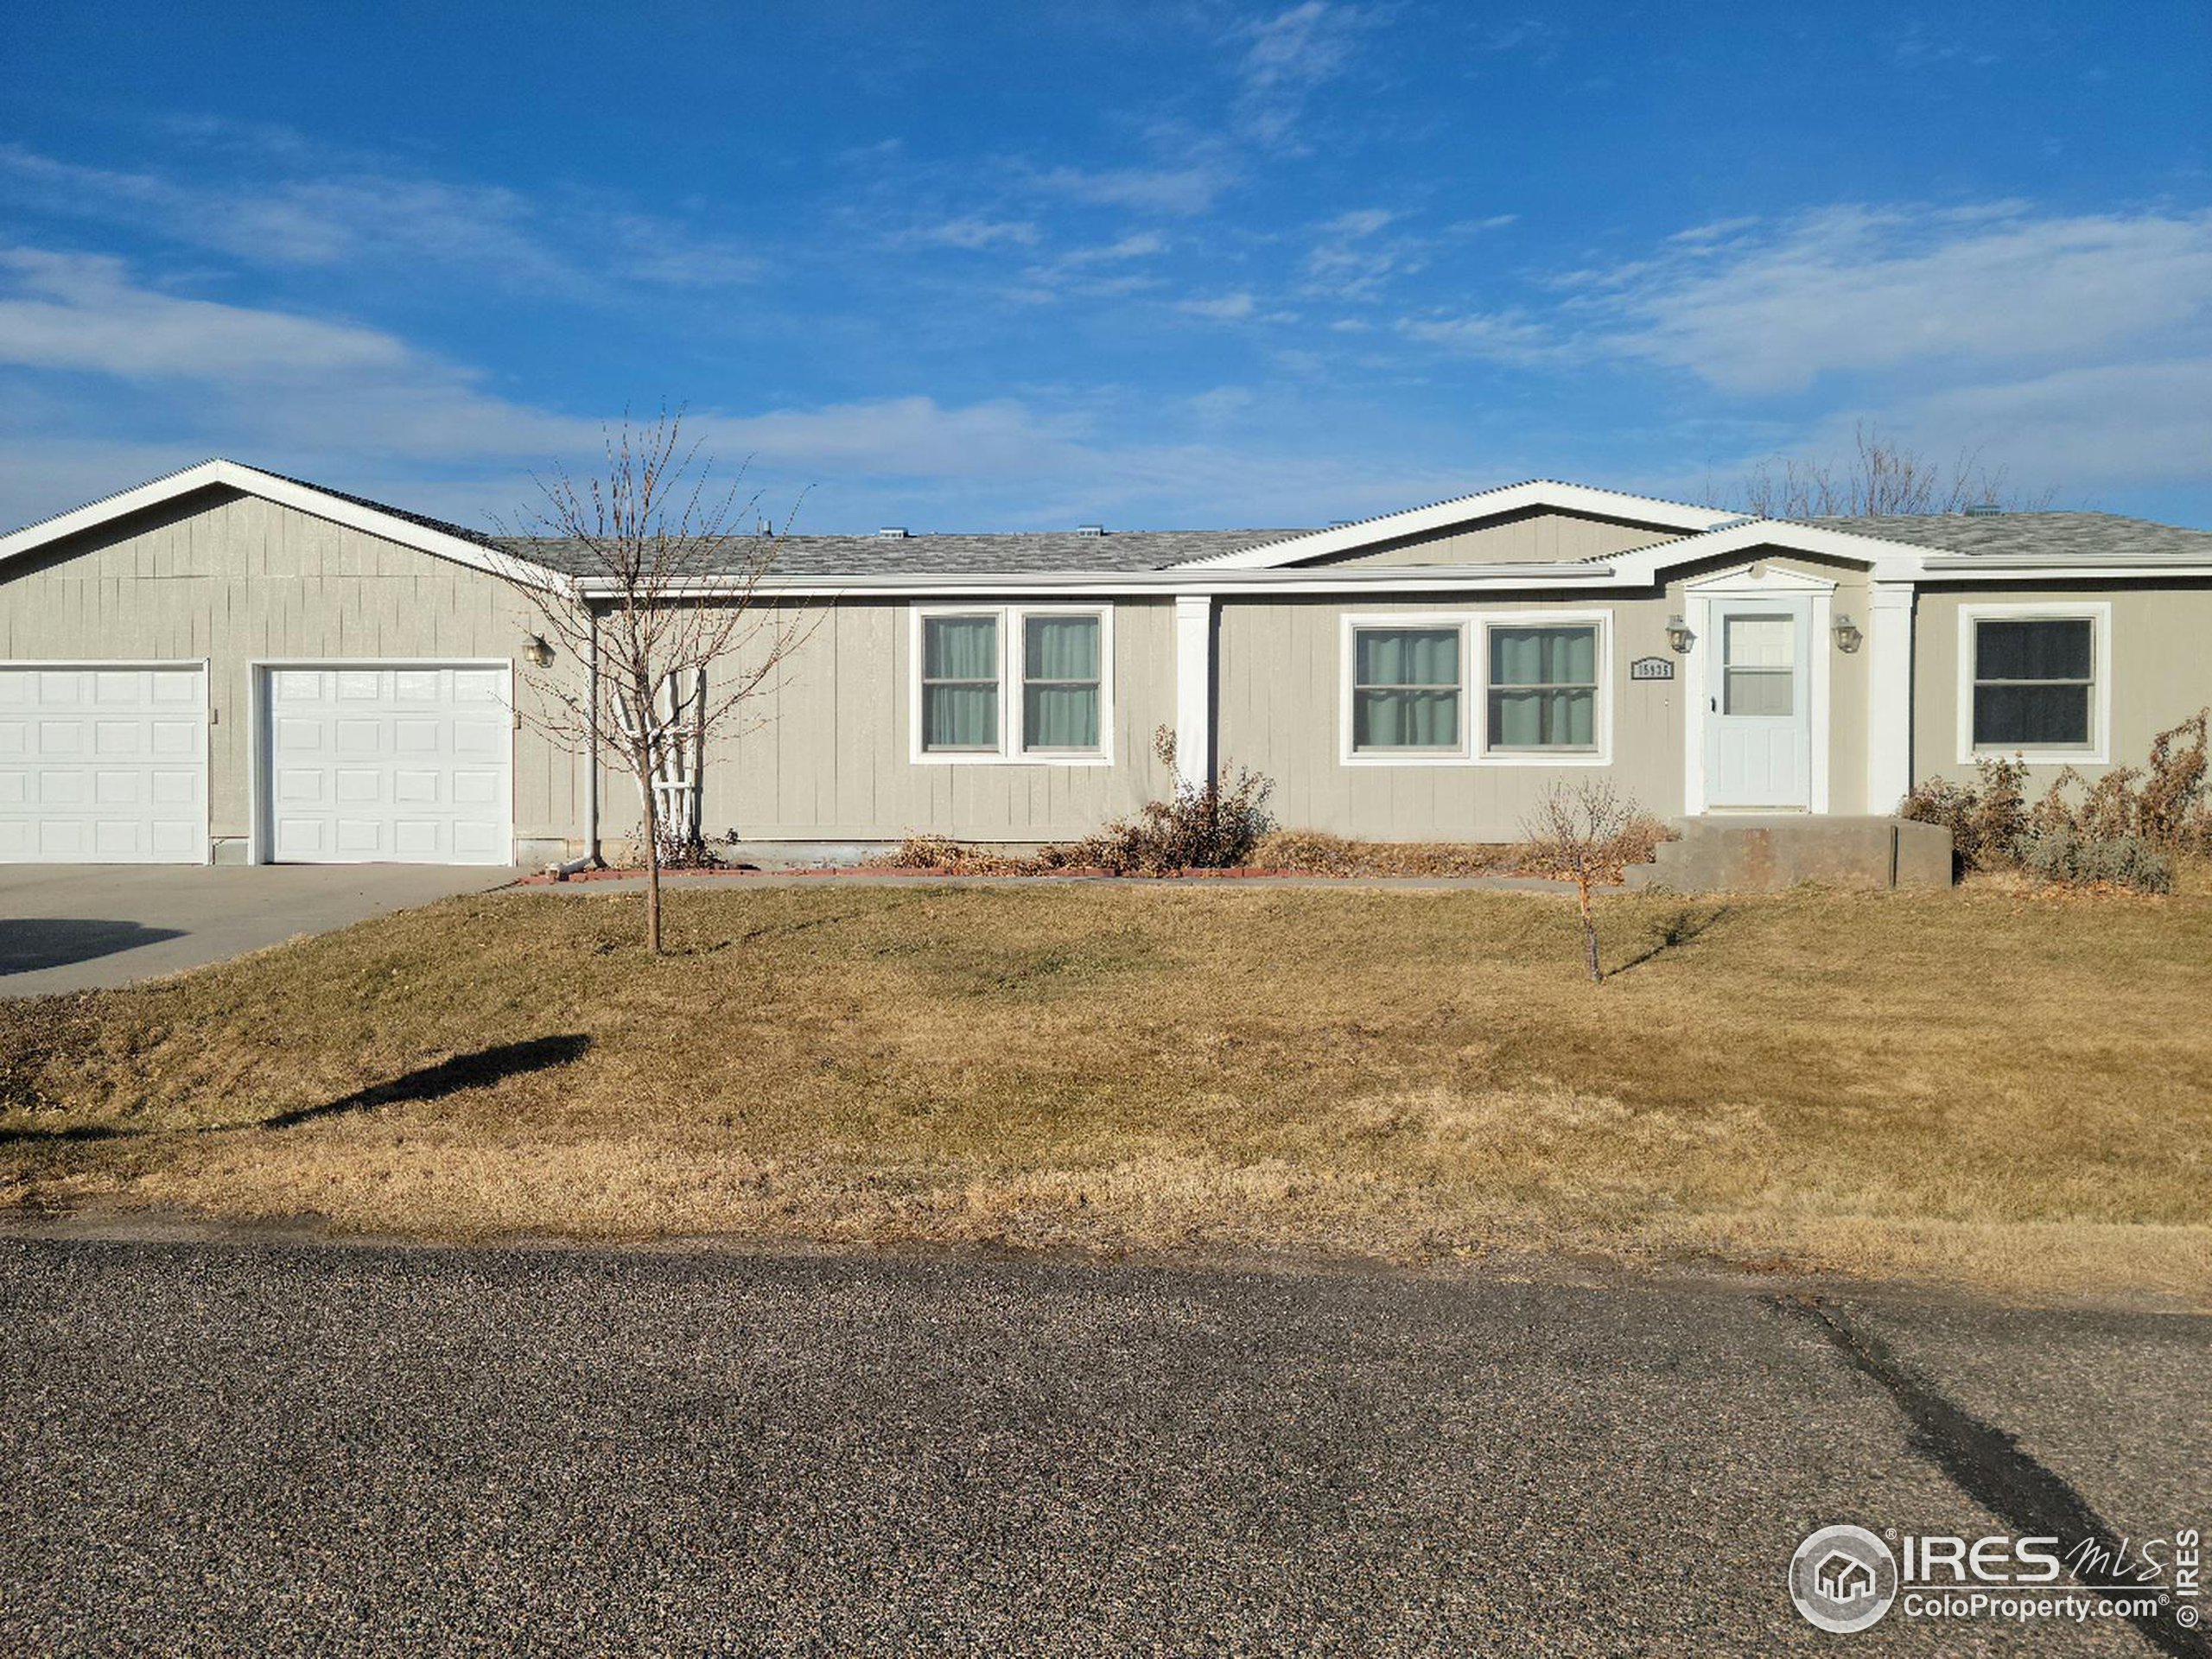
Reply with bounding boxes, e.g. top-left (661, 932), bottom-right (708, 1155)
top-left (1665, 614), bottom-right (1695, 654)
top-left (524, 633), bottom-right (556, 669)
top-left (1833, 615), bottom-right (1863, 653)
